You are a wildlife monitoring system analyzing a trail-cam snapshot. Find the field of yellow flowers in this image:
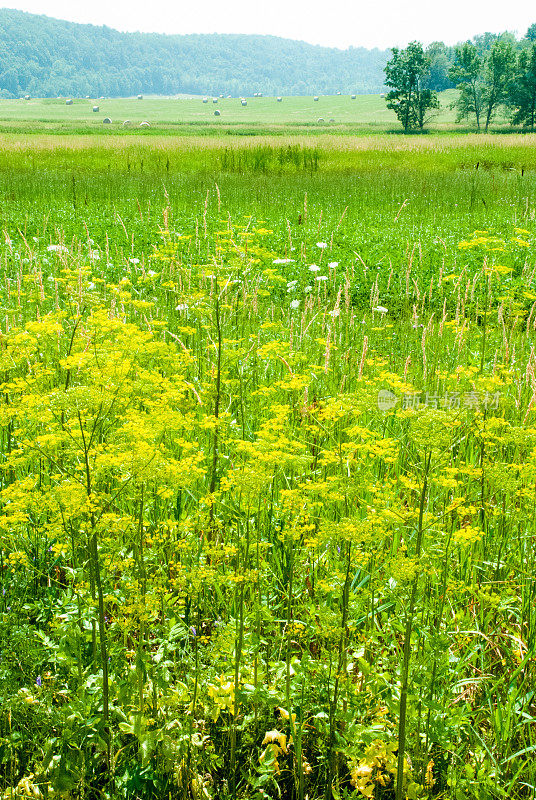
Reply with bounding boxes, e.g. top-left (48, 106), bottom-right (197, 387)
top-left (1, 134), bottom-right (535, 800)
